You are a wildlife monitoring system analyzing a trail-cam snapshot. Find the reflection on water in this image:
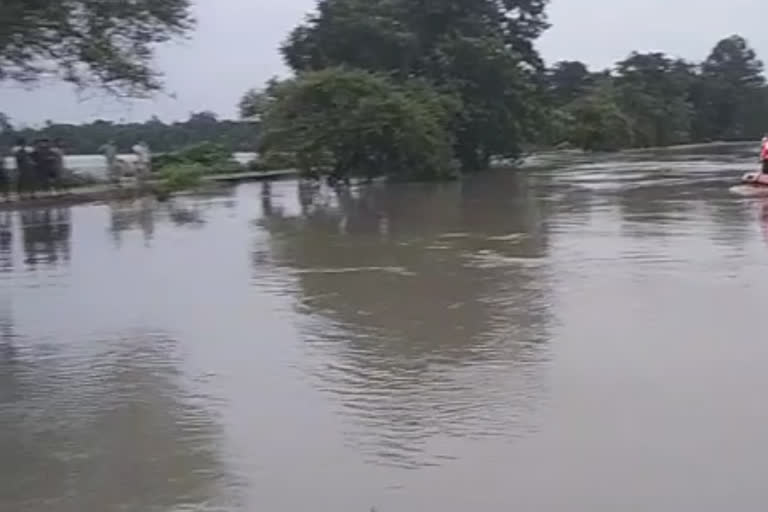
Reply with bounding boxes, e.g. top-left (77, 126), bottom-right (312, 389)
top-left (0, 331), bottom-right (235, 512)
top-left (0, 201), bottom-right (240, 512)
top-left (109, 197), bottom-right (157, 245)
top-left (107, 197), bottom-right (216, 247)
top-left (258, 174), bottom-right (555, 468)
top-left (0, 212), bottom-right (12, 273)
top-left (20, 208), bottom-right (71, 269)
top-left (4, 143), bottom-right (768, 511)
